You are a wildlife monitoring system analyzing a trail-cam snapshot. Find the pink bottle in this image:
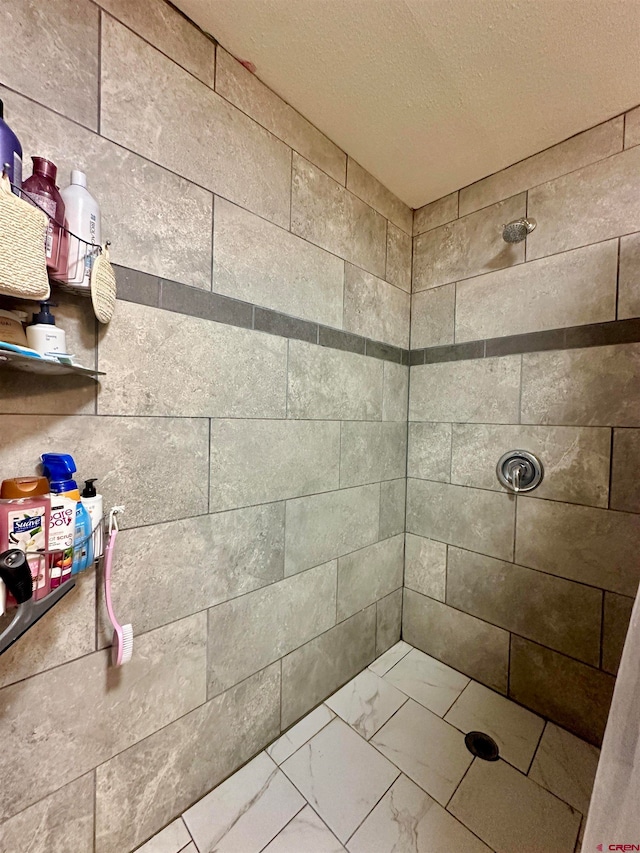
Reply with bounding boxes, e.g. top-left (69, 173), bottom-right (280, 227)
top-left (22, 157), bottom-right (69, 278)
top-left (0, 477), bottom-right (51, 605)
